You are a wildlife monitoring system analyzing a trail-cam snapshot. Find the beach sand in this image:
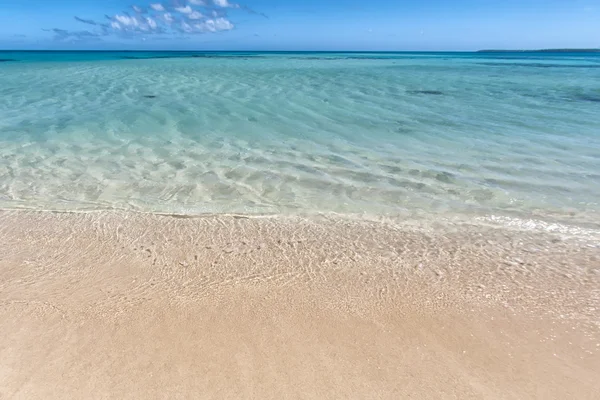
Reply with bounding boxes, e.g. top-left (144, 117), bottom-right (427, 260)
top-left (0, 210), bottom-right (598, 399)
